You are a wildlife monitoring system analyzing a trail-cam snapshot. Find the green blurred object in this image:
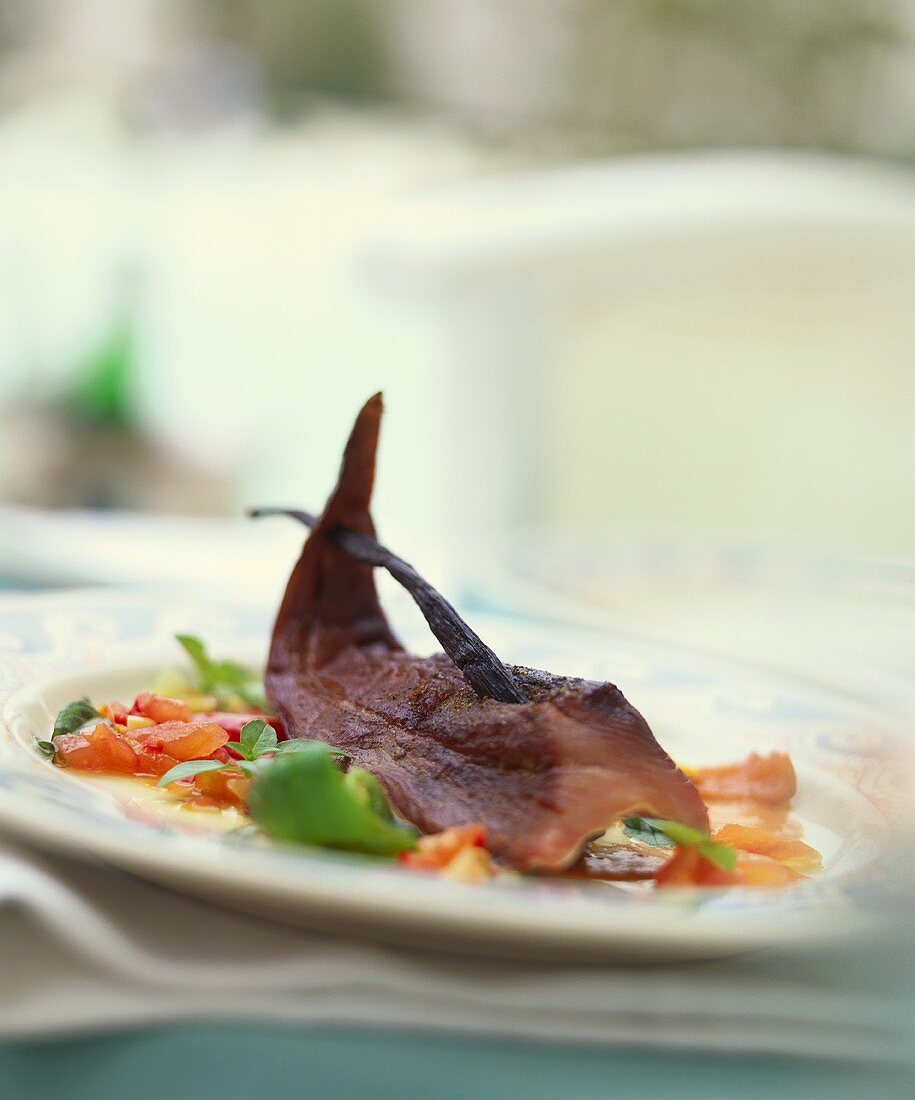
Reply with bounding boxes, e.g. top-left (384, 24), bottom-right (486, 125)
top-left (212, 0), bottom-right (388, 109)
top-left (64, 315), bottom-right (137, 431)
top-left (248, 747), bottom-right (419, 856)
